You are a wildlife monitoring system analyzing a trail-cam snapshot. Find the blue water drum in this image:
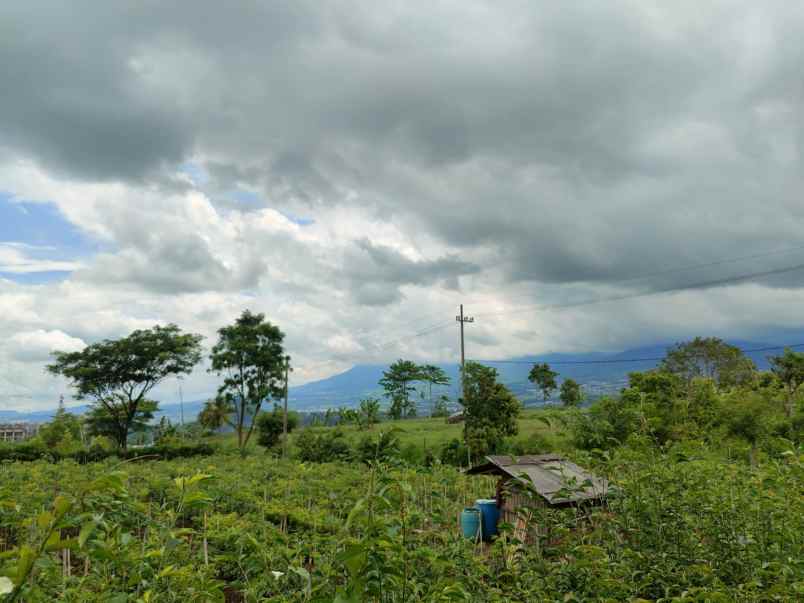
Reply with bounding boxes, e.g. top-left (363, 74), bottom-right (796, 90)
top-left (475, 499), bottom-right (500, 541)
top-left (460, 507), bottom-right (481, 539)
